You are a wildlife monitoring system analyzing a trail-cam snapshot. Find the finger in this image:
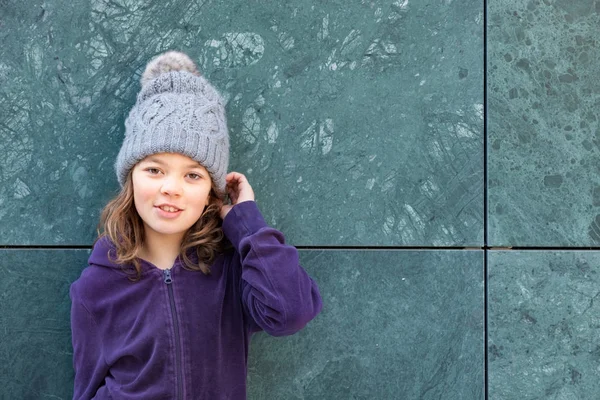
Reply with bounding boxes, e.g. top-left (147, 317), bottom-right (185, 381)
top-left (228, 187), bottom-right (238, 203)
top-left (227, 177), bottom-right (245, 191)
top-left (228, 178), bottom-right (246, 192)
top-left (226, 172), bottom-right (247, 182)
top-left (226, 180), bottom-right (238, 192)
